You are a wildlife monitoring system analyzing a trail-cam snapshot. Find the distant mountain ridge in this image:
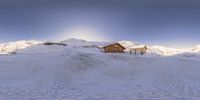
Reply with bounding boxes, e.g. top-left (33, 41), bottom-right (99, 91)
top-left (0, 38), bottom-right (199, 56)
